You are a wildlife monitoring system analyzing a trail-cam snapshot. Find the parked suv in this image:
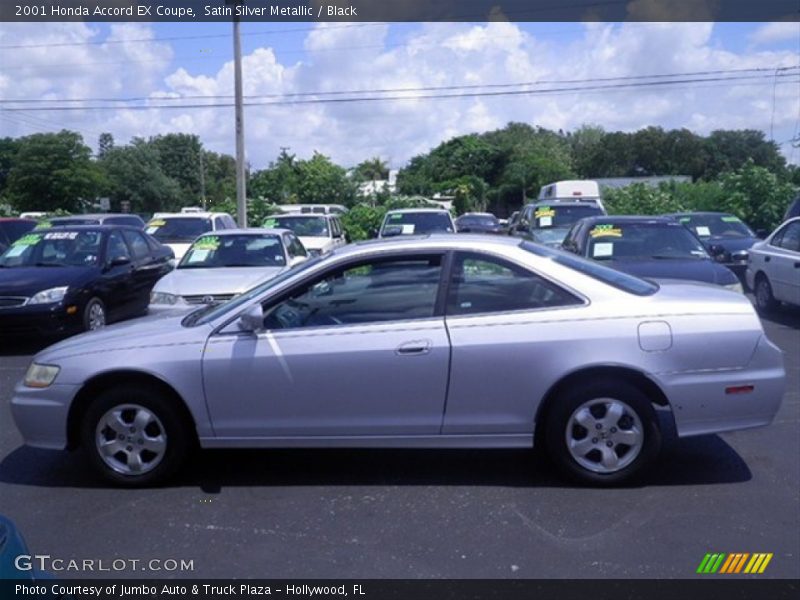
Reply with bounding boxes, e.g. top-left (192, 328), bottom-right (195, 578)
top-left (145, 212), bottom-right (237, 261)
